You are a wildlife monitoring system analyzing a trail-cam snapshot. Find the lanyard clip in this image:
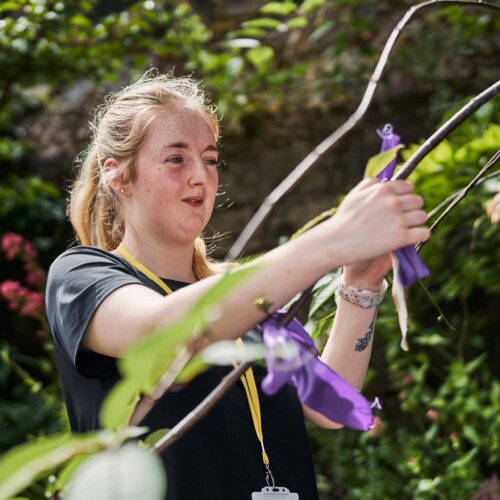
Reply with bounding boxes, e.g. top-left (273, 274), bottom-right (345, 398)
top-left (265, 463), bottom-right (276, 489)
